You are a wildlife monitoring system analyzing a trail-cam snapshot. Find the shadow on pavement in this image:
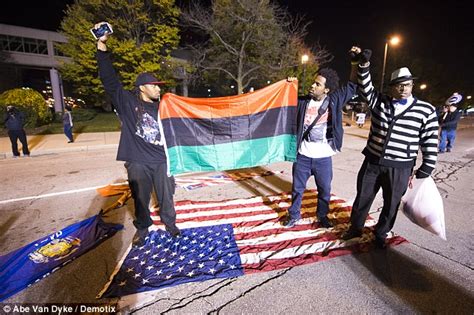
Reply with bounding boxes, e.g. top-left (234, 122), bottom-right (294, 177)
top-left (347, 245), bottom-right (474, 313)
